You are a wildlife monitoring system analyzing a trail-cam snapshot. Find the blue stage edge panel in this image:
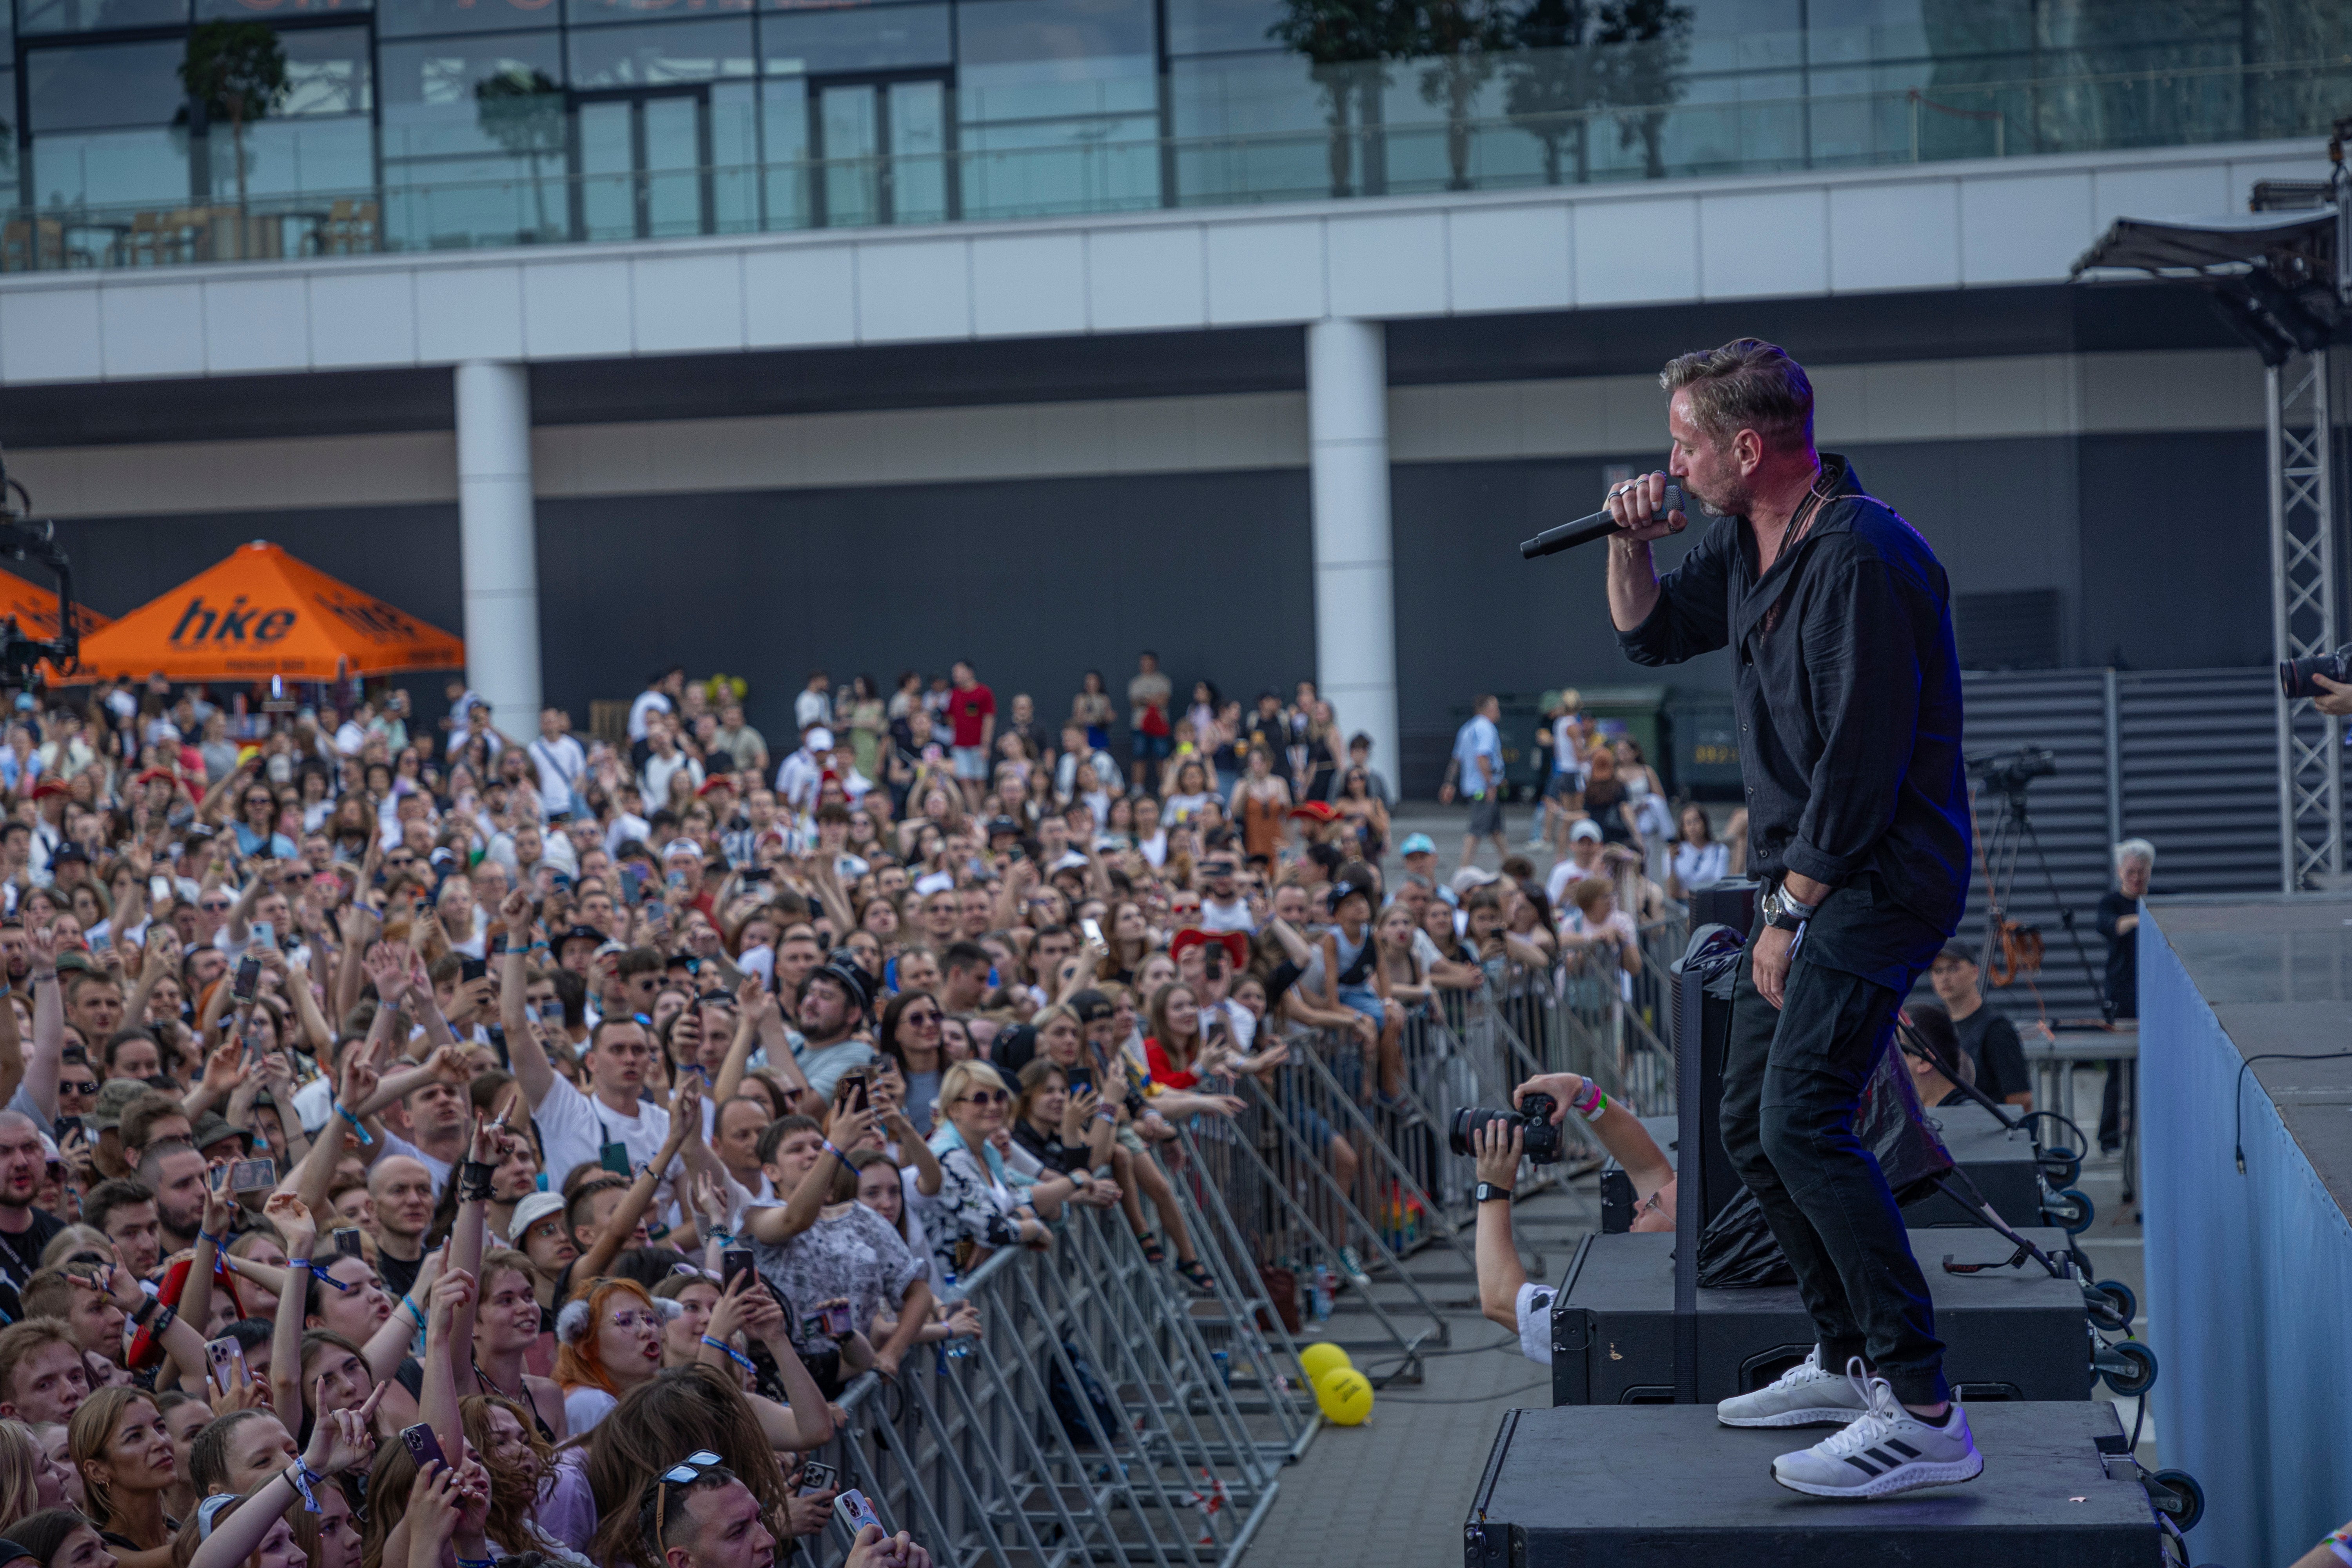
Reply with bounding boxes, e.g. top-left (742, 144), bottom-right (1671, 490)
top-left (2141, 905), bottom-right (2352, 1568)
